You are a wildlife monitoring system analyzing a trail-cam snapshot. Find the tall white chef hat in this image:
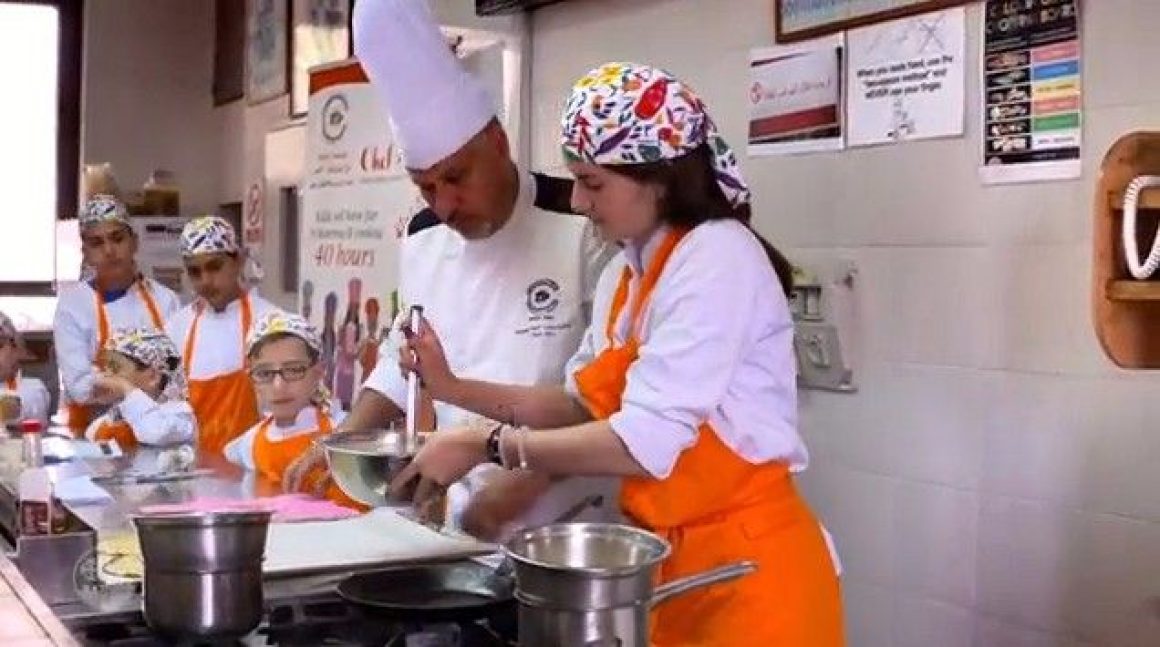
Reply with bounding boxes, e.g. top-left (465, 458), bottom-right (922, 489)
top-left (352, 0), bottom-right (497, 170)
